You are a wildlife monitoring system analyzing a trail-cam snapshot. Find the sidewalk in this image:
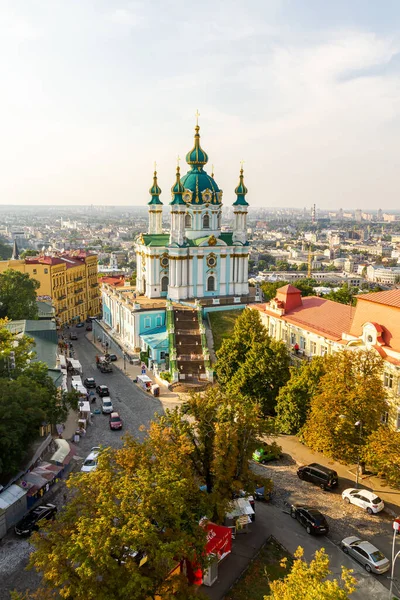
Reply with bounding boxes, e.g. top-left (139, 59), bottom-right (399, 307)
top-left (275, 434), bottom-right (400, 517)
